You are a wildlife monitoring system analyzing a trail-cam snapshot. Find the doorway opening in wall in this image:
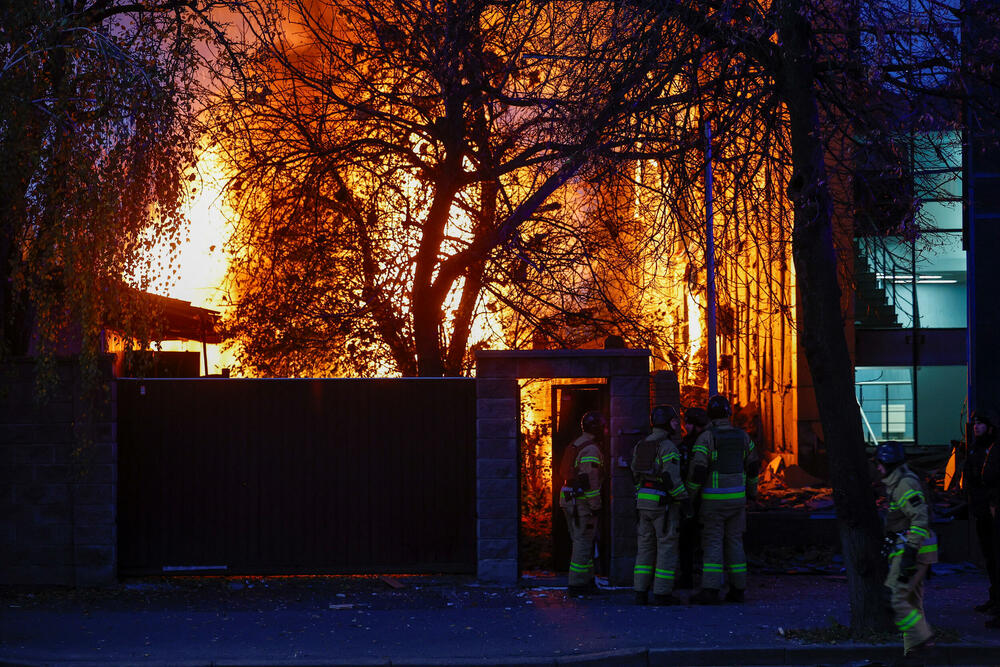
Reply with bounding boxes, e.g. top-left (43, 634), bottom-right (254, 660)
top-left (517, 378), bottom-right (609, 578)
